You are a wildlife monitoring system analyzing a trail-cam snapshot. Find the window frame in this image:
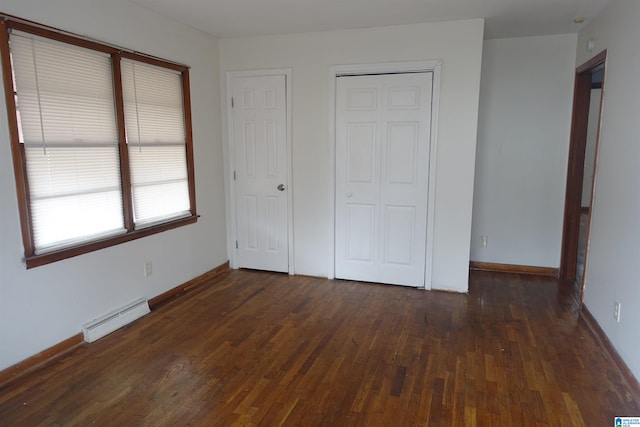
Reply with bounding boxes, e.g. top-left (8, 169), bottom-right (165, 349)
top-left (0, 18), bottom-right (198, 269)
